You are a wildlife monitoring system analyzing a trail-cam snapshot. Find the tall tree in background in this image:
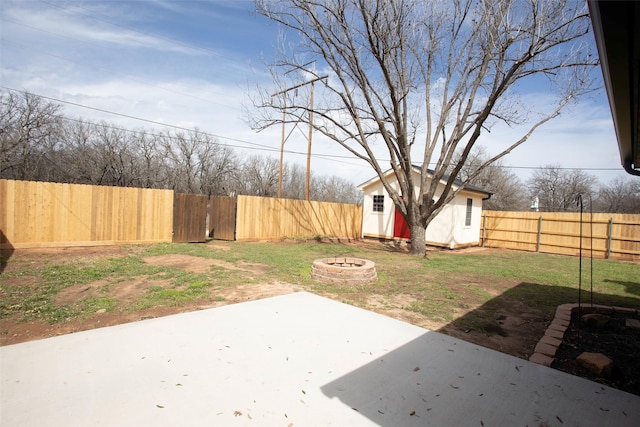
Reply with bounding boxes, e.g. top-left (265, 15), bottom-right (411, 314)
top-left (313, 175), bottom-right (364, 205)
top-left (595, 177), bottom-right (640, 214)
top-left (234, 155), bottom-right (281, 196)
top-left (161, 129), bottom-right (236, 195)
top-left (0, 91), bottom-right (63, 180)
top-left (527, 164), bottom-right (597, 211)
top-left (254, 0), bottom-right (598, 255)
top-left (280, 162), bottom-right (308, 200)
top-left (450, 146), bottom-right (527, 210)
top-left (0, 89), bottom-right (364, 204)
